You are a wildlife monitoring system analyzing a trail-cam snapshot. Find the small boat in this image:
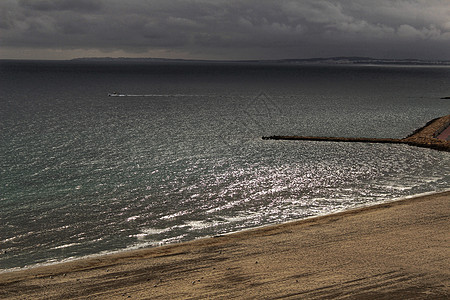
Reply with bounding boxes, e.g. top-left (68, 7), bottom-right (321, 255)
top-left (108, 92), bottom-right (124, 97)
